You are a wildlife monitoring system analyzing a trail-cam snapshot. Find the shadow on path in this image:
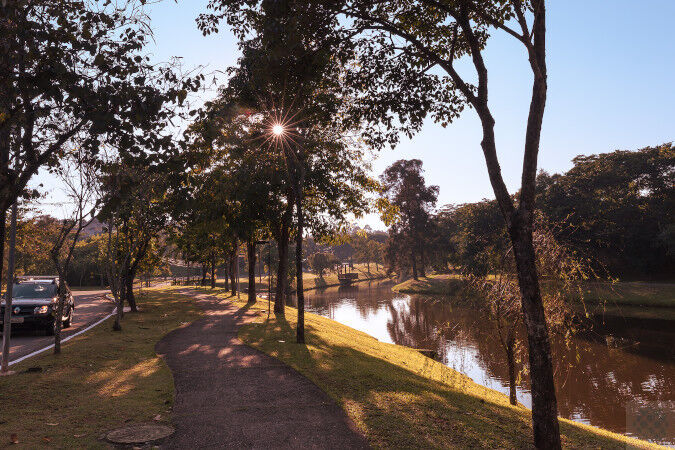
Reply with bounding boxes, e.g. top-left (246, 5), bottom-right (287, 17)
top-left (156, 290), bottom-right (369, 449)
